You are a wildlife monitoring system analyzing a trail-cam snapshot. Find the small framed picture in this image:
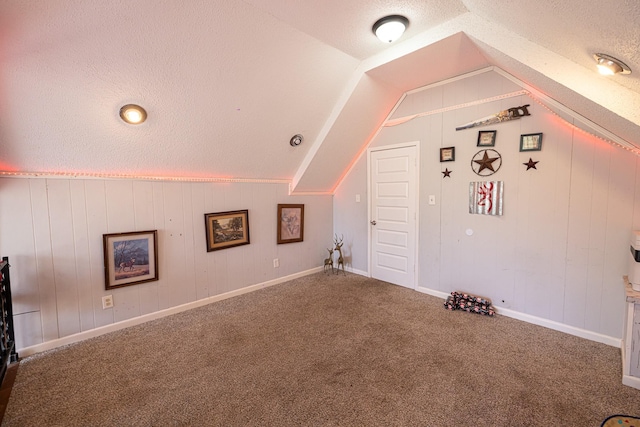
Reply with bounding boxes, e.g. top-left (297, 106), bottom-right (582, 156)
top-left (204, 210), bottom-right (250, 252)
top-left (103, 230), bottom-right (159, 290)
top-left (277, 204), bottom-right (304, 244)
top-left (520, 133), bottom-right (543, 151)
top-left (477, 130), bottom-right (496, 147)
top-left (440, 147), bottom-right (455, 162)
